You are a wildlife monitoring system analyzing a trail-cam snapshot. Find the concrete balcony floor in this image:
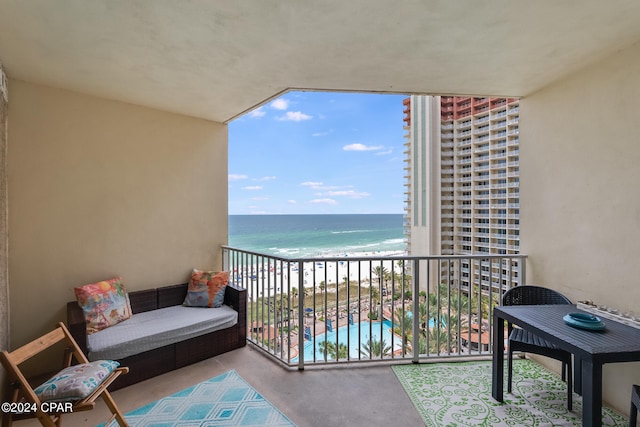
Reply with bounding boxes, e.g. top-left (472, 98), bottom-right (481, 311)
top-left (15, 344), bottom-right (425, 427)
